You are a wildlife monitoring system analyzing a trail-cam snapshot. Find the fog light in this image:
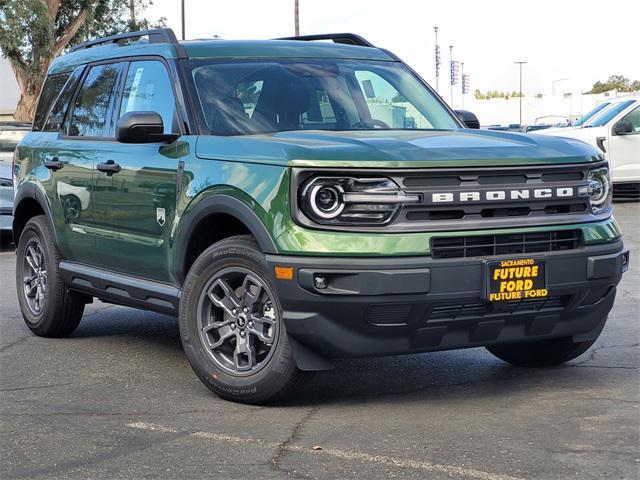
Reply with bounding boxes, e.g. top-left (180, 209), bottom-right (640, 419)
top-left (314, 276), bottom-right (328, 289)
